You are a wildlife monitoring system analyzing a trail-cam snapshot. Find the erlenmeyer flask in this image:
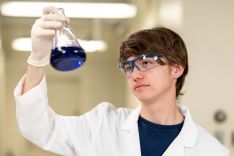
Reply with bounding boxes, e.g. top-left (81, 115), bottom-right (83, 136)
top-left (50, 8), bottom-right (86, 71)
